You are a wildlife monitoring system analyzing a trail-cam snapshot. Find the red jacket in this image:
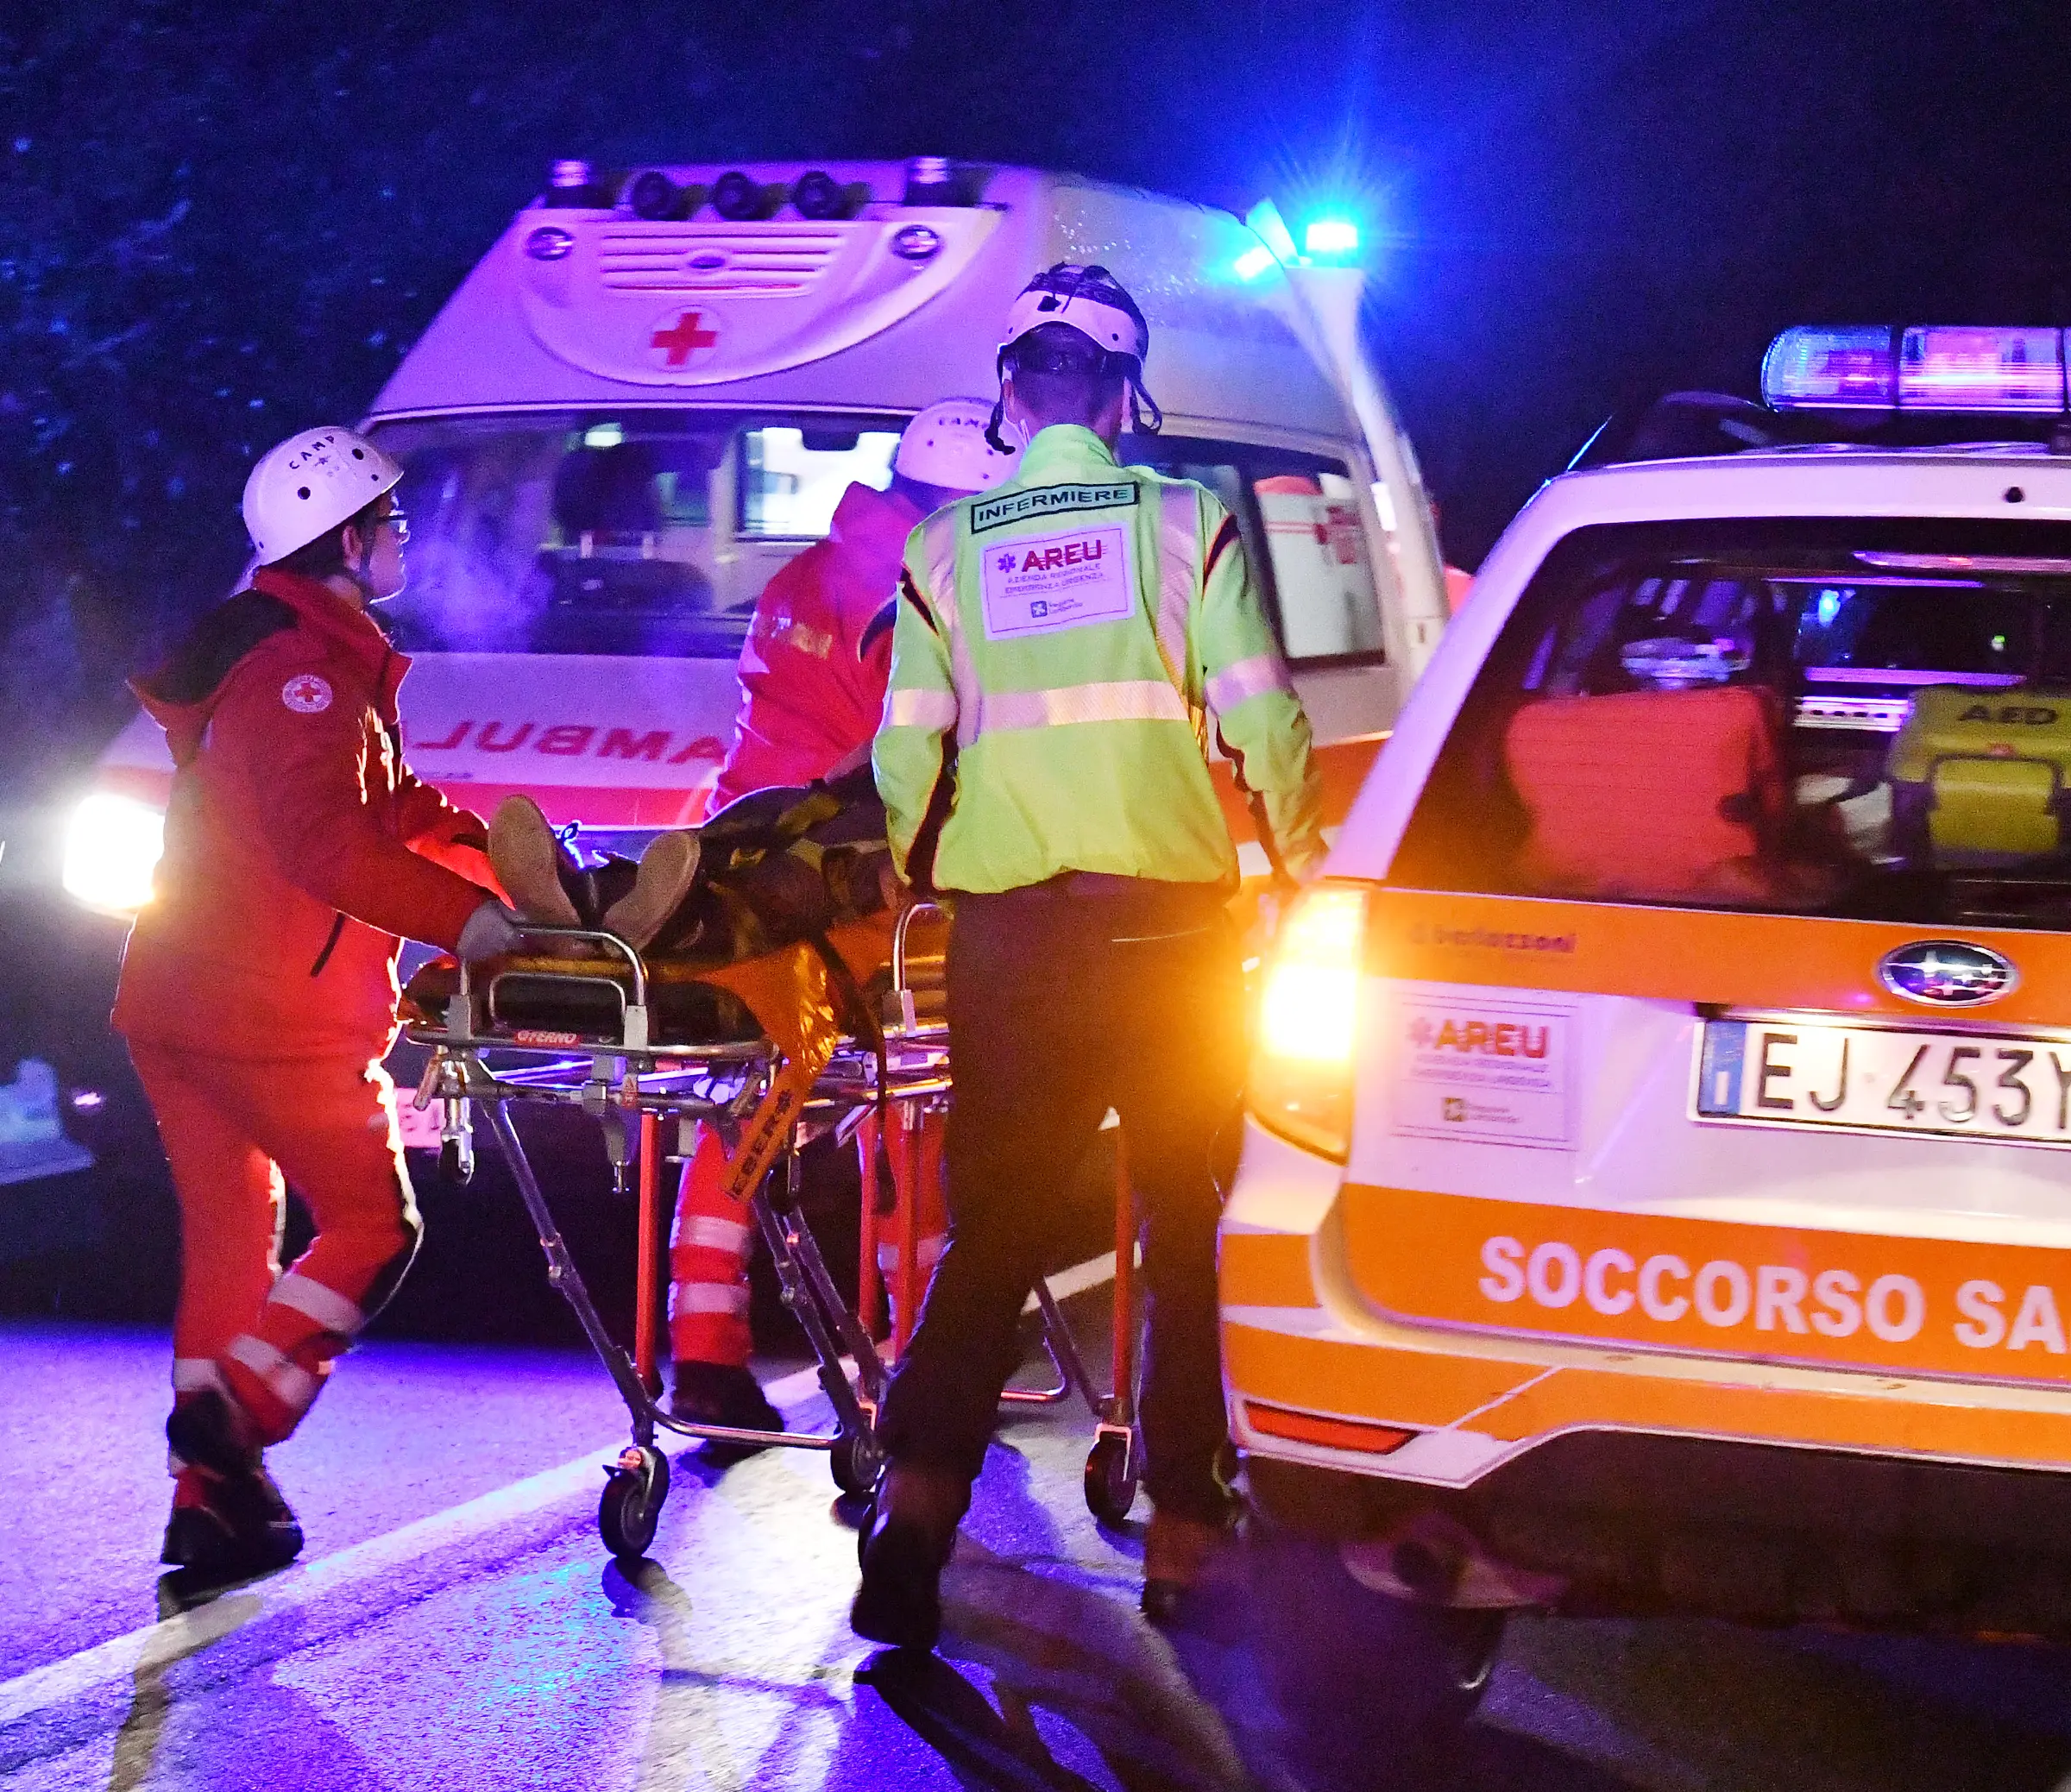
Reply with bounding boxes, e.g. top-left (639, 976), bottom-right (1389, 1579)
top-left (113, 568), bottom-right (492, 1060)
top-left (707, 482), bottom-right (922, 812)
